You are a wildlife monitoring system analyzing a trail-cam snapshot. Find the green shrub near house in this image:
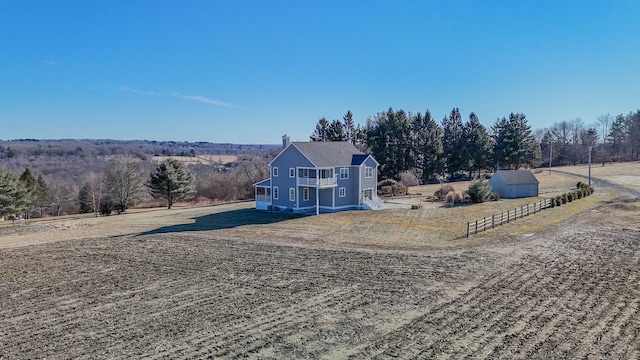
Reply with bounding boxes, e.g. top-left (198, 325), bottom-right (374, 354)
top-left (467, 180), bottom-right (492, 203)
